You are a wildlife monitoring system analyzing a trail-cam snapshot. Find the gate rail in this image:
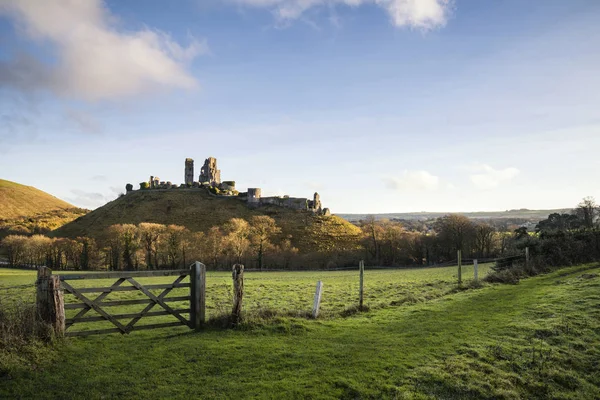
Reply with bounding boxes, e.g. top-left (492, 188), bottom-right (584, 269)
top-left (35, 262), bottom-right (206, 337)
